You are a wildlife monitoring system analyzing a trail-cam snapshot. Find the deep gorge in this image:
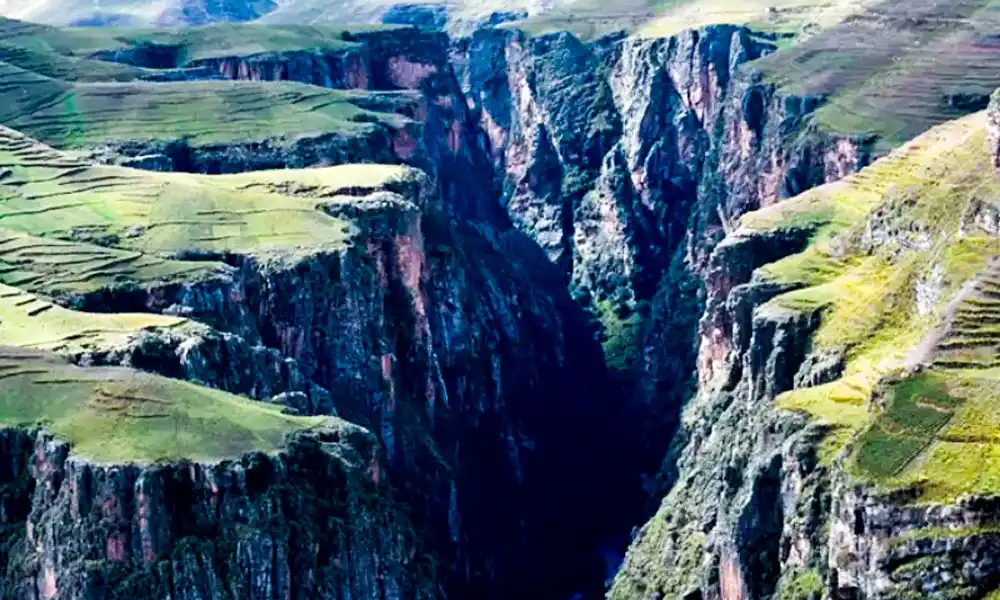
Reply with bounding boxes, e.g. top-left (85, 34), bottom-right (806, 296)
top-left (10, 7), bottom-right (1000, 599)
top-left (49, 19), bottom-right (875, 600)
